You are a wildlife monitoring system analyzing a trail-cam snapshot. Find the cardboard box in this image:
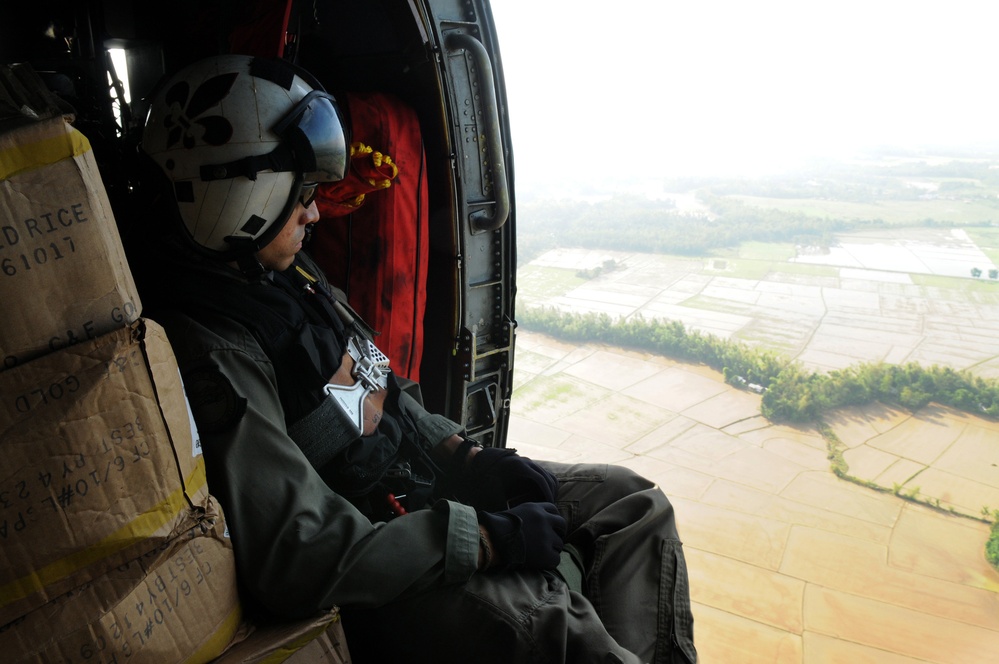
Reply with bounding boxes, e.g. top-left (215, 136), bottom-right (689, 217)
top-left (0, 319), bottom-right (209, 624)
top-left (0, 114), bottom-right (142, 372)
top-left (282, 620), bottom-right (351, 664)
top-left (0, 514), bottom-right (242, 663)
top-left (213, 610), bottom-right (351, 664)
